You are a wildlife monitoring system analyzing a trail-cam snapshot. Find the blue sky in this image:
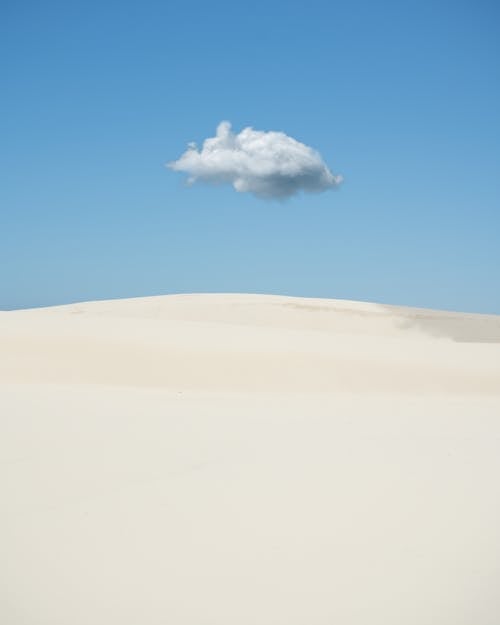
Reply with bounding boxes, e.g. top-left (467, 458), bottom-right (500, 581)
top-left (2, 0), bottom-right (499, 312)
